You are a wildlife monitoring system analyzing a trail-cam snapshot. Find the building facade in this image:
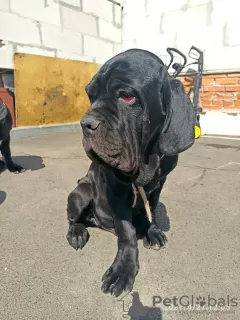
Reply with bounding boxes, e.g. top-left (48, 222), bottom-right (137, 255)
top-left (0, 0), bottom-right (239, 135)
